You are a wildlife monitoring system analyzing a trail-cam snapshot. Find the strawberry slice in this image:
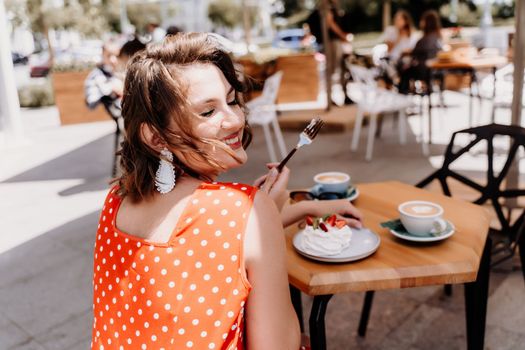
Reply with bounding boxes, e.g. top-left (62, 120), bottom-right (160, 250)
top-left (335, 220), bottom-right (346, 229)
top-left (319, 222), bottom-right (329, 232)
top-left (326, 215), bottom-right (337, 227)
top-left (306, 216), bottom-right (314, 226)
